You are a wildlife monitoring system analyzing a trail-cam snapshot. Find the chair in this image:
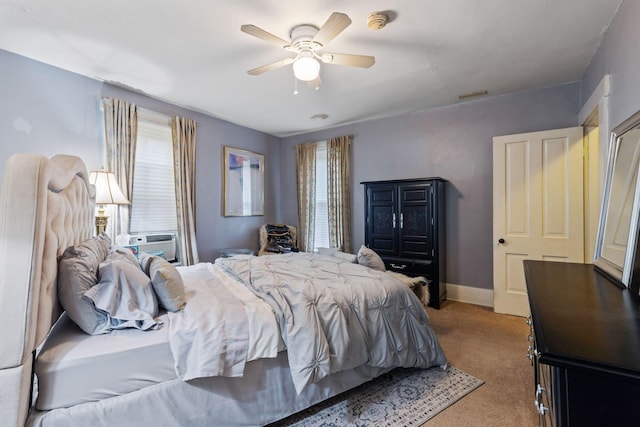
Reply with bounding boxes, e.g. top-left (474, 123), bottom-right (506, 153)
top-left (258, 224), bottom-right (298, 256)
